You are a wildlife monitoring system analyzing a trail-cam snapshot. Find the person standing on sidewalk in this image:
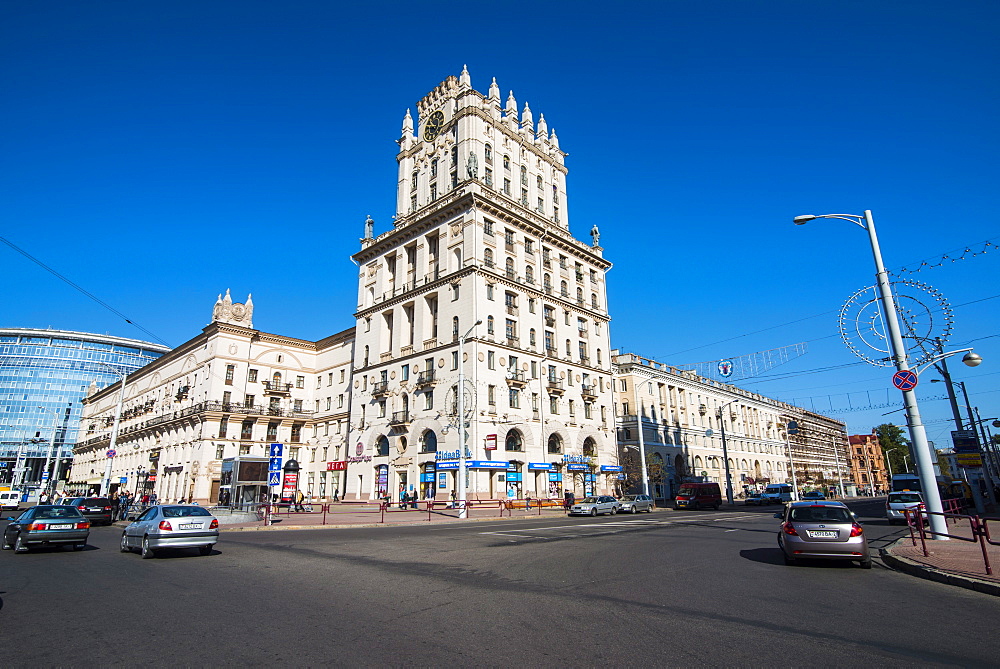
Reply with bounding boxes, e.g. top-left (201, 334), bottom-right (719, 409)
top-left (119, 491), bottom-right (131, 521)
